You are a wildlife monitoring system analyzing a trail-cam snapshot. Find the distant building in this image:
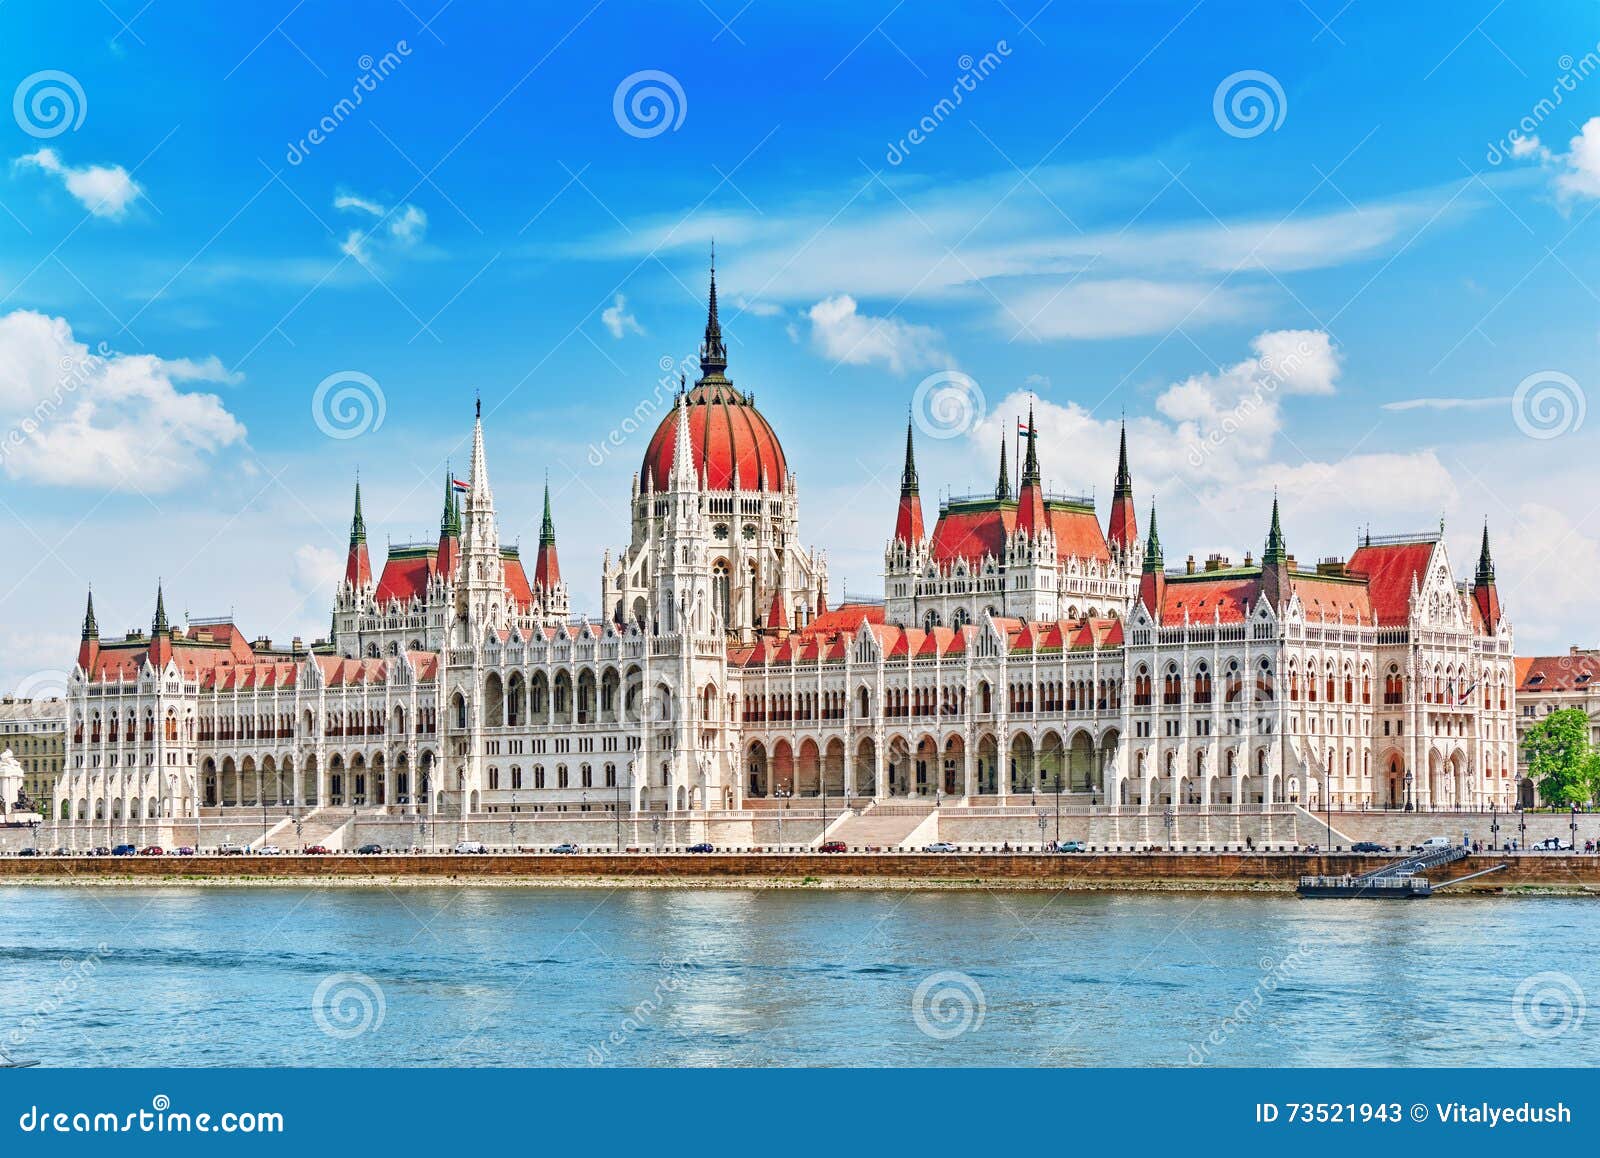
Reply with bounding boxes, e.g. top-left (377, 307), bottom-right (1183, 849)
top-left (1514, 648), bottom-right (1600, 805)
top-left (0, 697), bottom-right (66, 815)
